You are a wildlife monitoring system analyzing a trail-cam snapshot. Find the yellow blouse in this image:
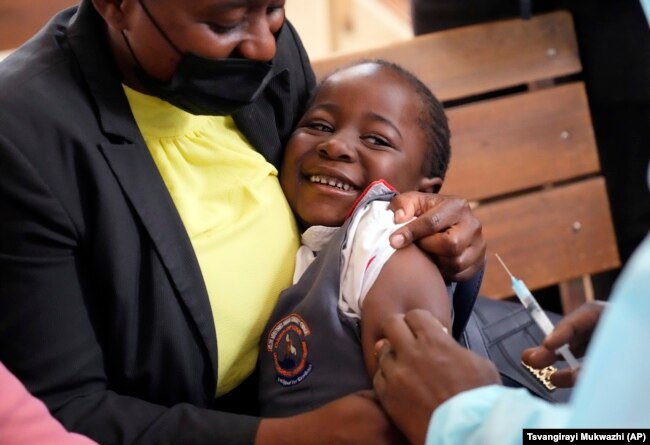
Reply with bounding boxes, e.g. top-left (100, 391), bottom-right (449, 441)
top-left (123, 85), bottom-right (299, 396)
